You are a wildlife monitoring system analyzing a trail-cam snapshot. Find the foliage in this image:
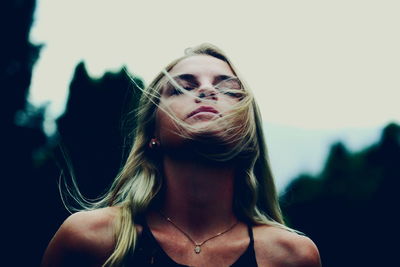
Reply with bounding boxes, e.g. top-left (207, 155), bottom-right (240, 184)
top-left (281, 123), bottom-right (400, 267)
